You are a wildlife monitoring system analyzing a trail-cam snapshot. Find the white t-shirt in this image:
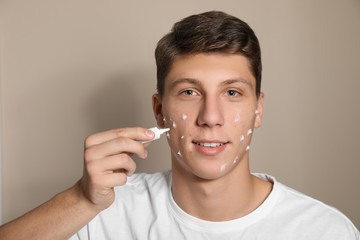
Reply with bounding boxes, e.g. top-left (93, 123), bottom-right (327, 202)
top-left (70, 170), bottom-right (359, 239)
